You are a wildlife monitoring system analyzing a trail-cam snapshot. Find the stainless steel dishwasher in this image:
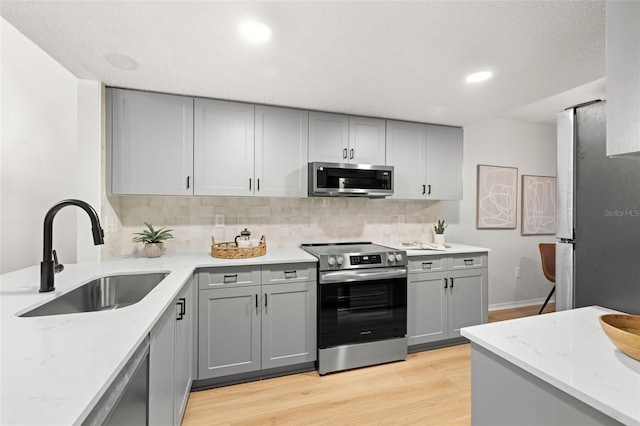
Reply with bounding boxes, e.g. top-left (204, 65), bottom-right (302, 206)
top-left (84, 337), bottom-right (149, 425)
